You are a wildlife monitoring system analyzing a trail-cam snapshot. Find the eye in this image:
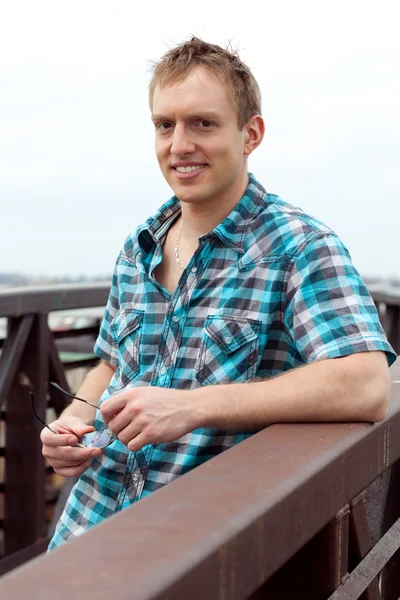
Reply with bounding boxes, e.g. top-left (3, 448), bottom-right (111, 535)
top-left (156, 122), bottom-right (173, 132)
top-left (198, 120), bottom-right (213, 128)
